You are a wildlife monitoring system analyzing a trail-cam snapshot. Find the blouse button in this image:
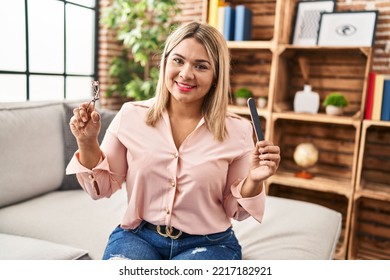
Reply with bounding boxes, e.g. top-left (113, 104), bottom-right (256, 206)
top-left (88, 174), bottom-right (94, 180)
top-left (166, 208), bottom-right (171, 215)
top-left (170, 180), bottom-right (176, 187)
top-left (173, 152), bottom-right (178, 158)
